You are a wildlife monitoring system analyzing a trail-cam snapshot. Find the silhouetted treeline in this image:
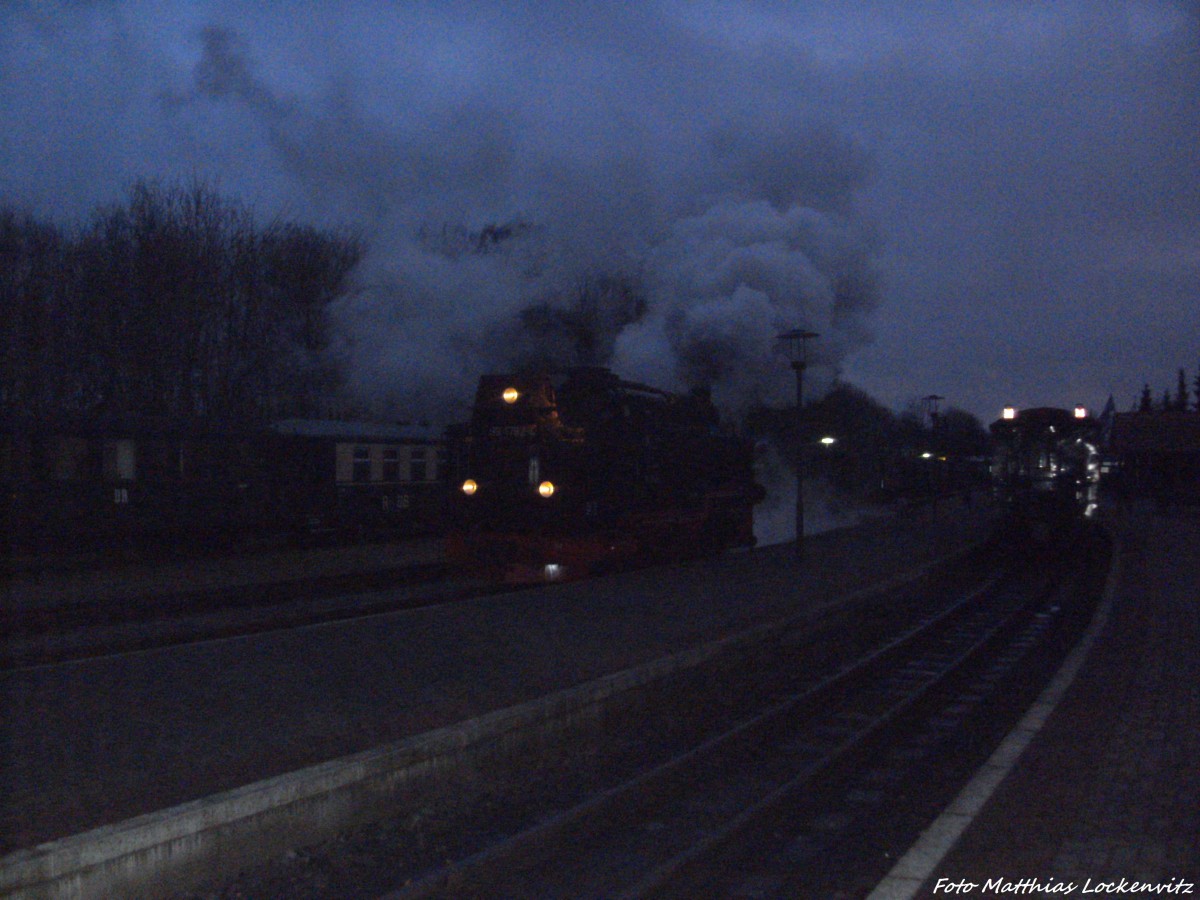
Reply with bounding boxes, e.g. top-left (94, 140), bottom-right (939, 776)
top-left (1136, 364), bottom-right (1200, 413)
top-left (1, 181), bottom-right (361, 427)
